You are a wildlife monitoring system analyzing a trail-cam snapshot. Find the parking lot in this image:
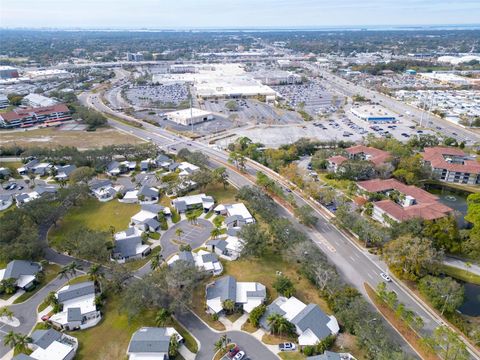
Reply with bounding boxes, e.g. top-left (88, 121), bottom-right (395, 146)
top-left (160, 219), bottom-right (213, 258)
top-left (125, 84), bottom-right (190, 108)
